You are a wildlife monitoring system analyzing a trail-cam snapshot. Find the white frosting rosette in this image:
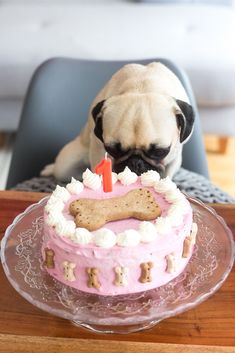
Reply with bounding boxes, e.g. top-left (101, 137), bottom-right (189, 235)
top-left (117, 167), bottom-right (138, 186)
top-left (139, 221), bottom-right (158, 243)
top-left (154, 176), bottom-right (177, 194)
top-left (45, 209), bottom-right (64, 227)
top-left (94, 228), bottom-right (116, 248)
top-left (140, 170), bottom-right (160, 187)
top-left (73, 228), bottom-right (93, 245)
top-left (175, 198), bottom-right (189, 214)
top-left (167, 204), bottom-right (184, 227)
top-left (52, 185), bottom-right (70, 202)
top-left (46, 194), bottom-right (64, 206)
top-left (82, 168), bottom-right (101, 190)
top-left (45, 196), bottom-right (65, 213)
top-left (66, 177), bottom-right (84, 195)
top-left (155, 216), bottom-right (172, 235)
top-left (168, 214), bottom-right (183, 228)
top-left (165, 188), bottom-right (185, 203)
top-left (169, 198), bottom-right (188, 213)
top-left (55, 219), bottom-right (76, 238)
top-left (111, 172), bottom-right (118, 185)
top-left (116, 229), bottom-right (141, 247)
